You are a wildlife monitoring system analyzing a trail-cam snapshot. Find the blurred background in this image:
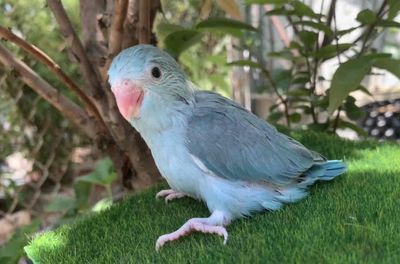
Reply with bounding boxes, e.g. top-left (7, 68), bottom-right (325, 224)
top-left (0, 0), bottom-right (399, 262)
